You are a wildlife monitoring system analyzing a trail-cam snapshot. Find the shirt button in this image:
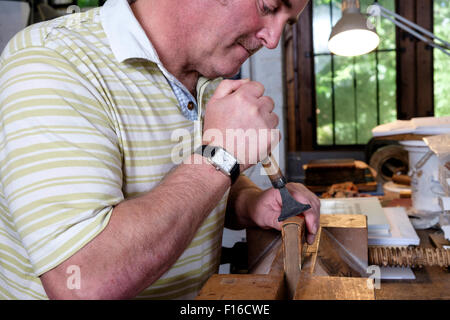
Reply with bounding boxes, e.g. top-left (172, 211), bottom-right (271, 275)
top-left (187, 101), bottom-right (195, 110)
